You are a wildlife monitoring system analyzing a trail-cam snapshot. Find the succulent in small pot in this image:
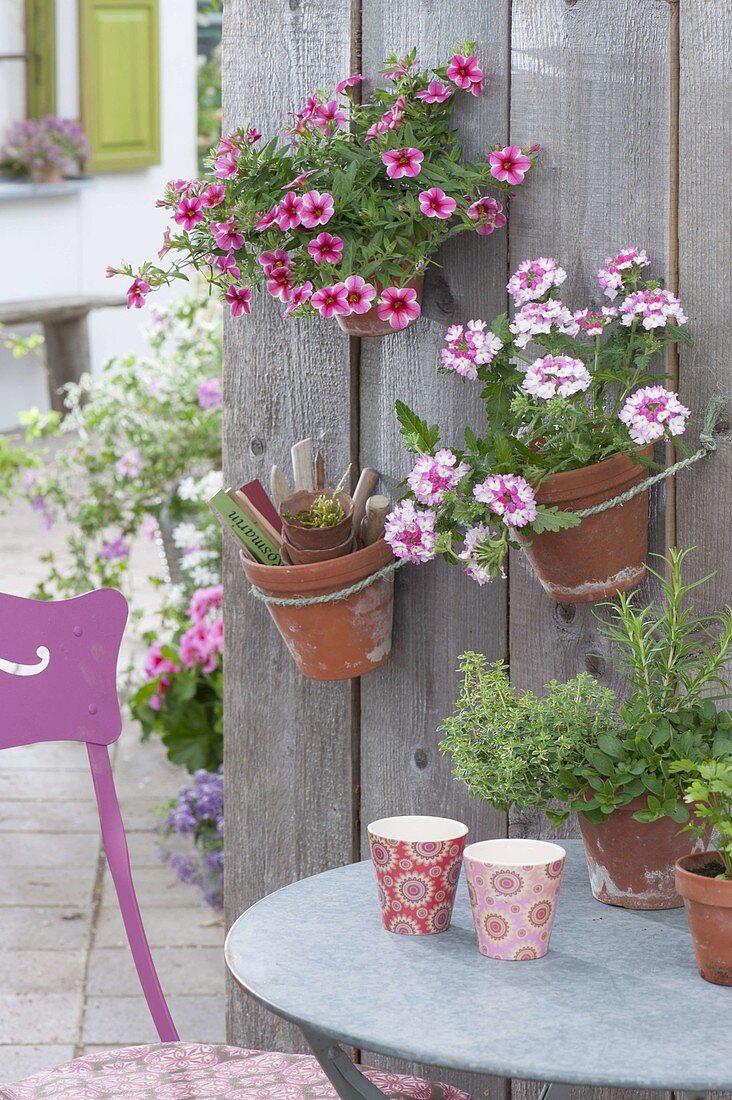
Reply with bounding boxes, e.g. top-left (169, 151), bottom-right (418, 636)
top-left (440, 550), bottom-right (732, 909)
top-left (387, 248), bottom-right (695, 602)
top-left (673, 760), bottom-right (732, 985)
top-left (280, 490), bottom-right (353, 553)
